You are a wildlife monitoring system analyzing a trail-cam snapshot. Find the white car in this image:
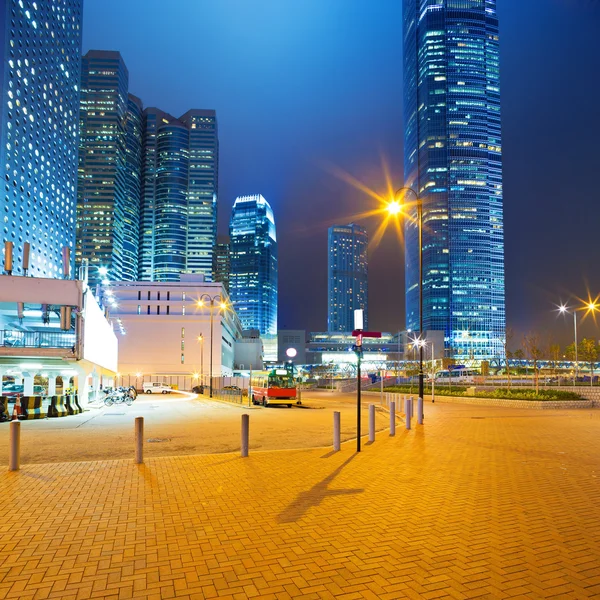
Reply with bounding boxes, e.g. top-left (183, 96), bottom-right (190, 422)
top-left (142, 382), bottom-right (172, 394)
